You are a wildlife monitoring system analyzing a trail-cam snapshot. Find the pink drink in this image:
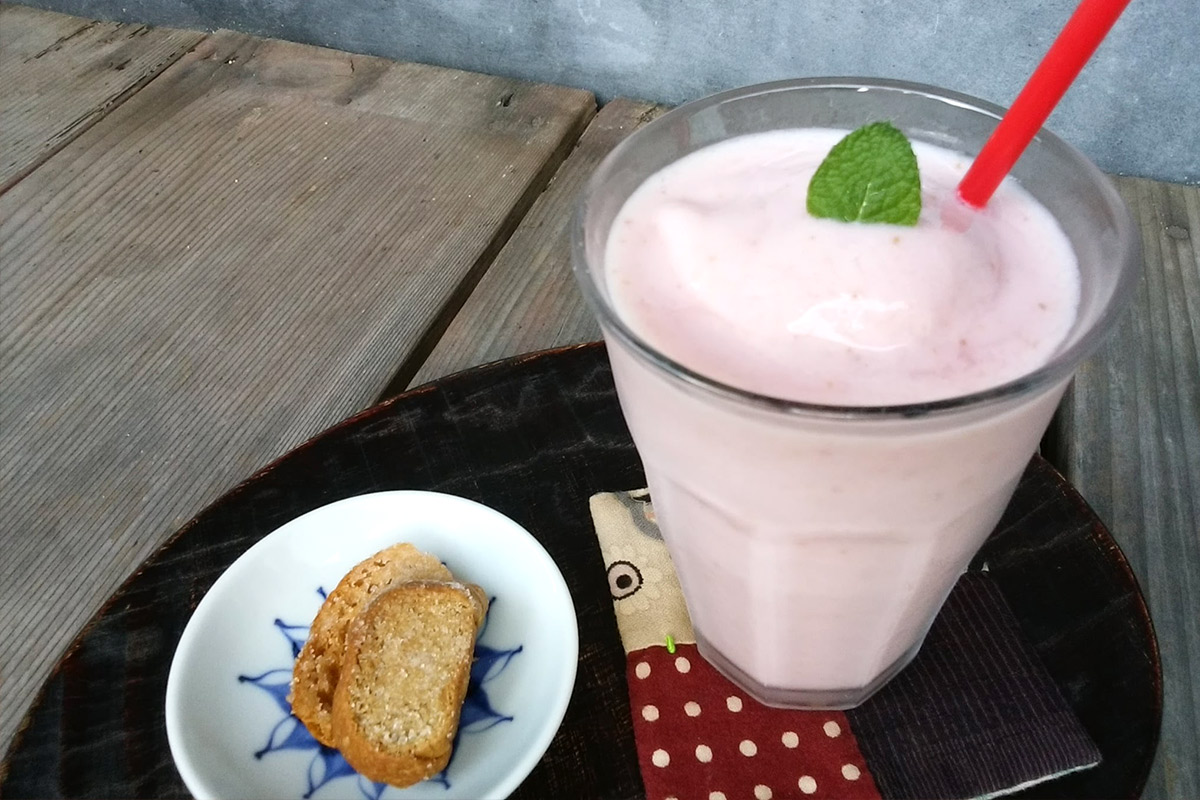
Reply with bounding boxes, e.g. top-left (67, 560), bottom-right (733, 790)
top-left (573, 80), bottom-right (1139, 708)
top-left (605, 130), bottom-right (1076, 695)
